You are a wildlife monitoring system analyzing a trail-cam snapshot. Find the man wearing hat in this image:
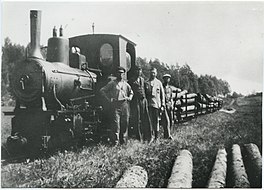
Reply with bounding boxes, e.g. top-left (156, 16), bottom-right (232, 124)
top-left (162, 74), bottom-right (177, 132)
top-left (145, 68), bottom-right (172, 141)
top-left (100, 66), bottom-right (134, 145)
top-left (129, 65), bottom-right (152, 142)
